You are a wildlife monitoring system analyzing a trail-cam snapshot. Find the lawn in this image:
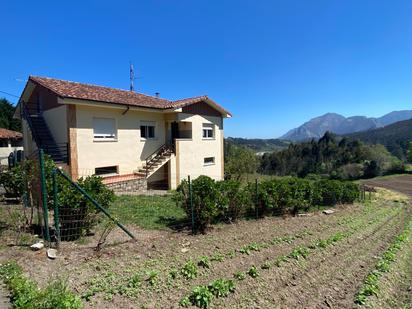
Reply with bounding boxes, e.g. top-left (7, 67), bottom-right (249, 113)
top-left (109, 195), bottom-right (188, 229)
